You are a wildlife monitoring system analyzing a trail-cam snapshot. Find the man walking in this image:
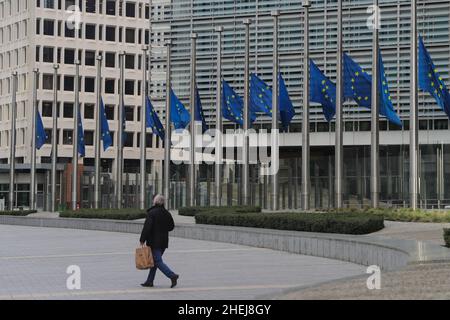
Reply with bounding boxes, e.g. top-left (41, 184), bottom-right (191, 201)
top-left (140, 194), bottom-right (179, 288)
